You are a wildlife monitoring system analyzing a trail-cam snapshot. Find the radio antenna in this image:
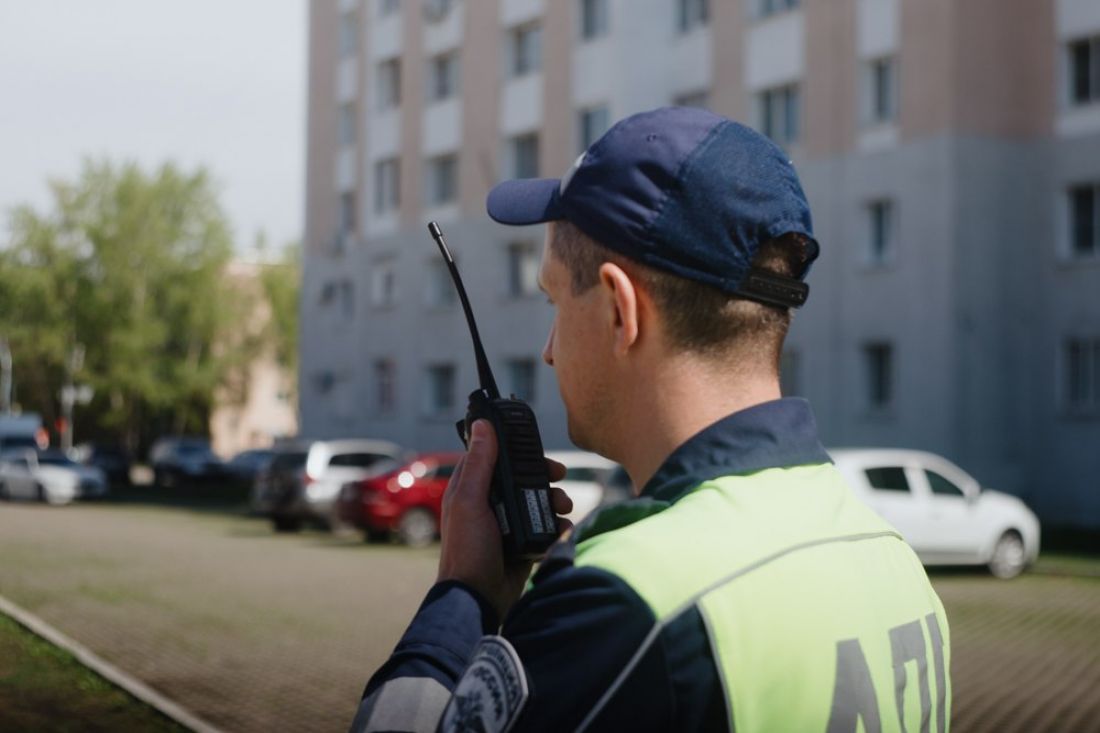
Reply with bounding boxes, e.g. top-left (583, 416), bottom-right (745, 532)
top-left (428, 222), bottom-right (500, 398)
